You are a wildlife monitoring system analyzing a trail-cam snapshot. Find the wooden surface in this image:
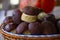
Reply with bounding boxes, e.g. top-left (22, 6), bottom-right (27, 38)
top-left (0, 6), bottom-right (60, 40)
